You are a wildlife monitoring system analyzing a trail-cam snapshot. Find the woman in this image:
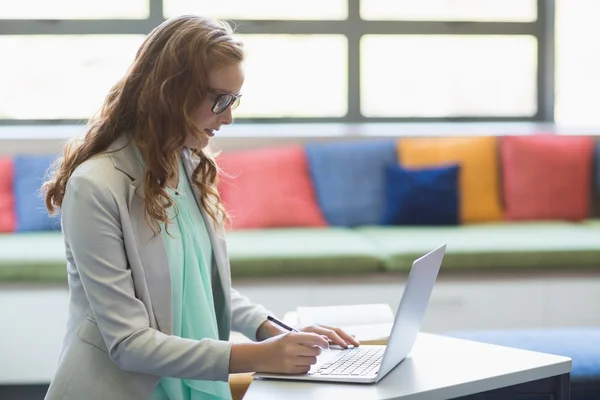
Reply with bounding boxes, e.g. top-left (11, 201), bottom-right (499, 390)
top-left (42, 15), bottom-right (358, 400)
